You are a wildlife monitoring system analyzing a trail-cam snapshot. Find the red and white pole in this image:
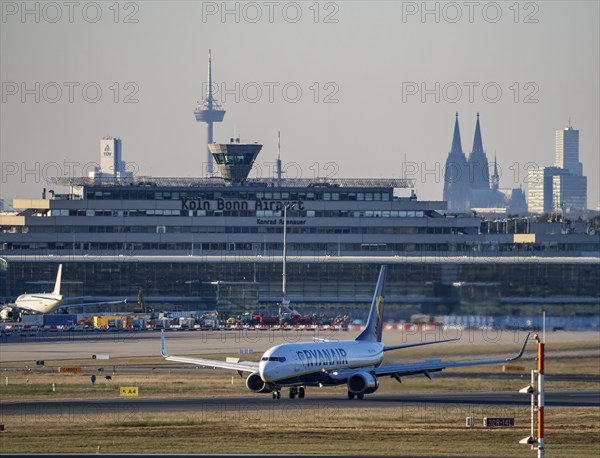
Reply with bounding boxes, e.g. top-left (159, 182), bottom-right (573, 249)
top-left (535, 332), bottom-right (545, 458)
